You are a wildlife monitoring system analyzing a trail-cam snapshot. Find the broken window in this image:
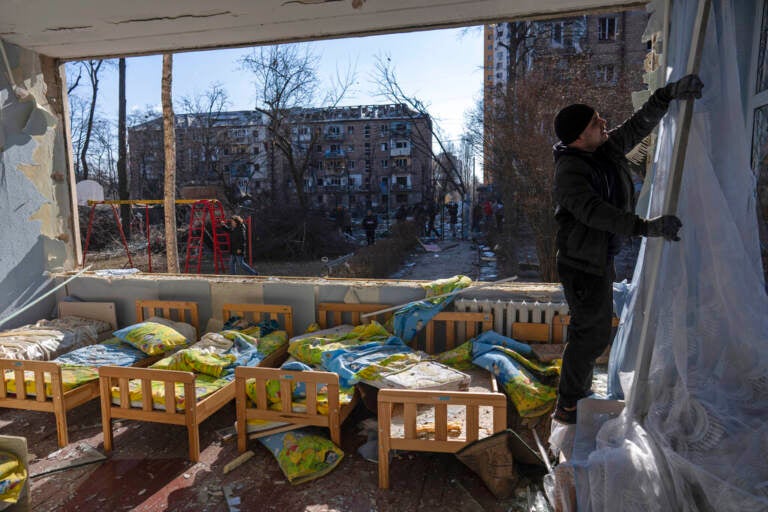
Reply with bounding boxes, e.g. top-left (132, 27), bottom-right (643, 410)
top-left (595, 64), bottom-right (616, 83)
top-left (598, 16), bottom-right (618, 41)
top-left (551, 22), bottom-right (565, 45)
